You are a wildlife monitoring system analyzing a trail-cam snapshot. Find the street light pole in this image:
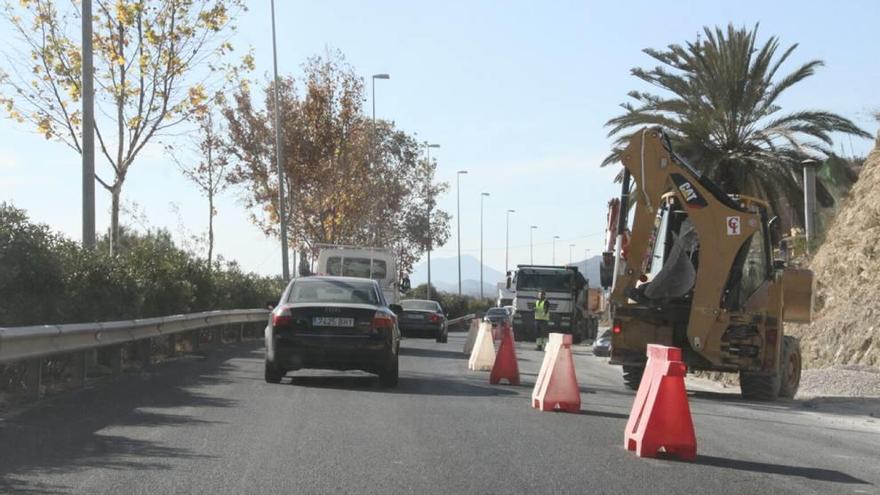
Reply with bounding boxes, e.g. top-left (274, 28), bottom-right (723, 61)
top-left (270, 0), bottom-right (290, 281)
top-left (530, 226), bottom-right (537, 264)
top-left (81, 0), bottom-right (95, 250)
top-left (424, 142), bottom-right (440, 300)
top-left (371, 73), bottom-right (390, 123)
top-left (480, 192), bottom-right (490, 300)
top-left (552, 236), bottom-right (560, 265)
top-left (569, 243), bottom-right (575, 264)
top-left (457, 170), bottom-right (468, 296)
top-left (802, 158), bottom-right (819, 251)
top-left (505, 210), bottom-right (515, 274)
